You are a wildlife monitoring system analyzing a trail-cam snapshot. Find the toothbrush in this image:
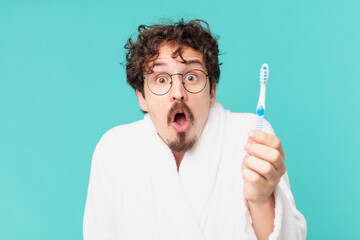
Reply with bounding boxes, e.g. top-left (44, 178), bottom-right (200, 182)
top-left (255, 64), bottom-right (269, 131)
